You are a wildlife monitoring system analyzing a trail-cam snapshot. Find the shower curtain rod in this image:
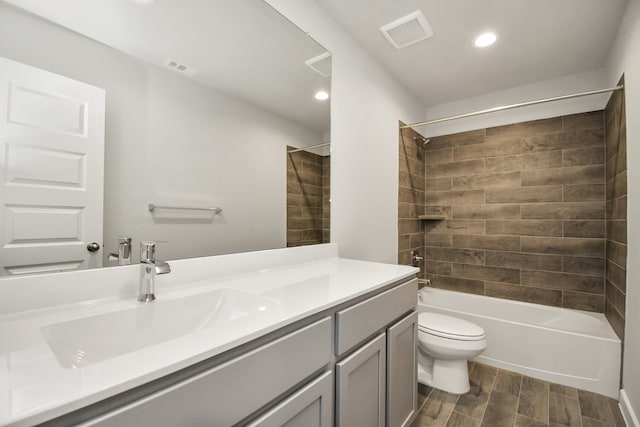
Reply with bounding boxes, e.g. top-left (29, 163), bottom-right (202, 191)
top-left (287, 142), bottom-right (330, 153)
top-left (400, 85), bottom-right (624, 129)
